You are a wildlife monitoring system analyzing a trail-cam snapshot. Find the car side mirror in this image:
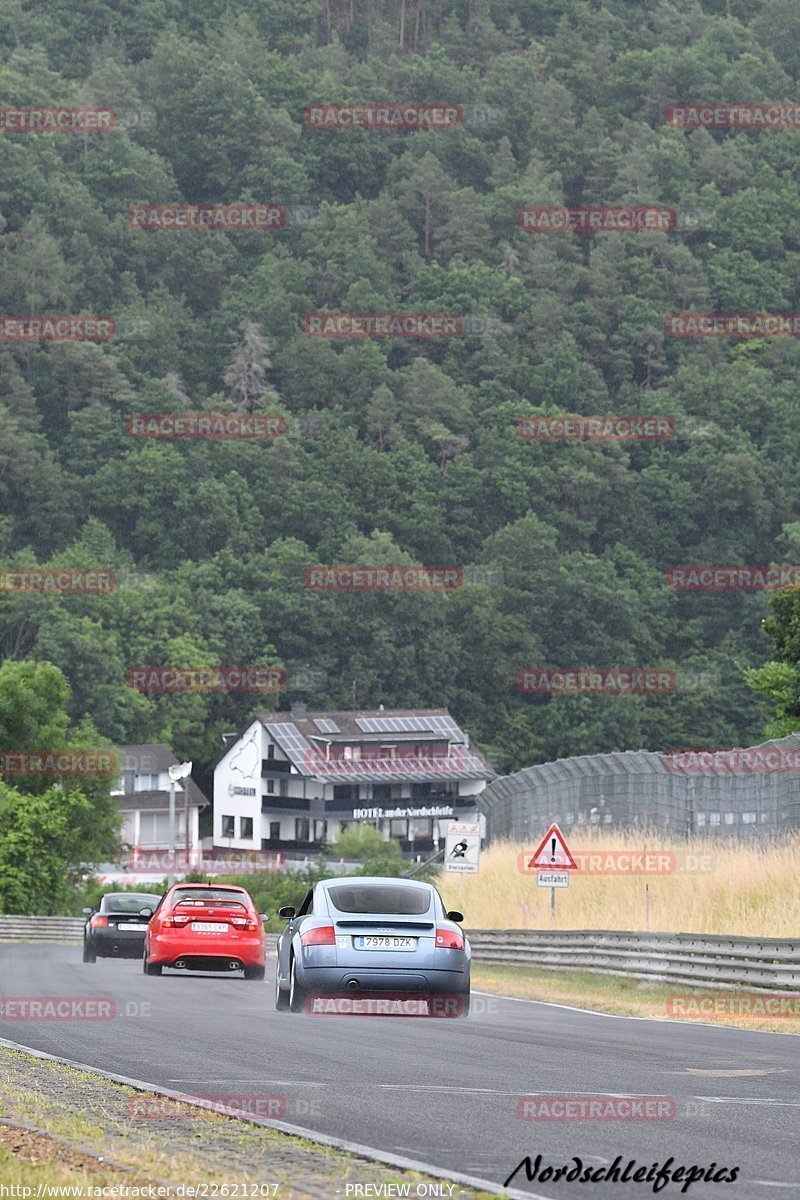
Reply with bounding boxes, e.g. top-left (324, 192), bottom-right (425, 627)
top-left (278, 906), bottom-right (295, 920)
top-left (446, 910), bottom-right (464, 923)
top-left (139, 908), bottom-right (152, 918)
top-left (259, 913), bottom-right (269, 922)
top-left (82, 907), bottom-right (92, 916)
